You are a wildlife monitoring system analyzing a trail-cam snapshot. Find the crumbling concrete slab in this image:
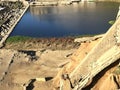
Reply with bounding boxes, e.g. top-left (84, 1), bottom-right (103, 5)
top-left (69, 13), bottom-right (120, 90)
top-left (0, 49), bottom-right (16, 81)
